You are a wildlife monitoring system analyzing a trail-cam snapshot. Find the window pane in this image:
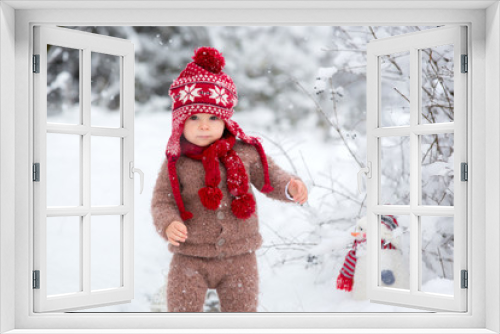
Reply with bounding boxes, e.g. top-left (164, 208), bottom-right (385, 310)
top-left (421, 133), bottom-right (454, 206)
top-left (47, 133), bottom-right (80, 207)
top-left (378, 215), bottom-right (410, 291)
top-left (91, 52), bottom-right (121, 128)
top-left (47, 45), bottom-right (80, 125)
top-left (420, 216), bottom-right (454, 296)
top-left (91, 136), bottom-right (121, 206)
top-left (380, 136), bottom-right (410, 205)
top-left (421, 44), bottom-right (454, 124)
top-left (47, 216), bottom-right (81, 295)
top-left (380, 51), bottom-right (410, 127)
top-left (91, 215), bottom-right (122, 290)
